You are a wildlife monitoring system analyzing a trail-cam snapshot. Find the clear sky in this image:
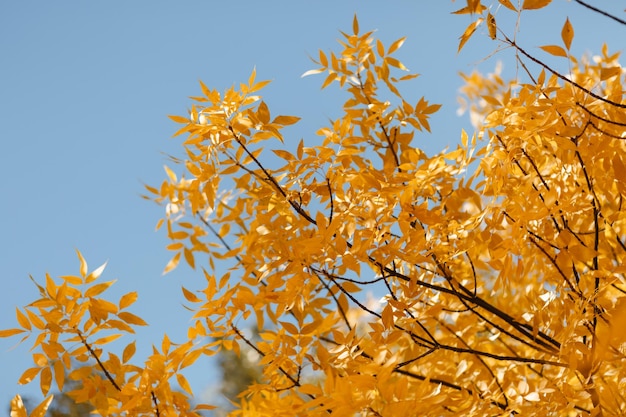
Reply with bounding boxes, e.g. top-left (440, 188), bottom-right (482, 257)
top-left (1, 0), bottom-right (623, 409)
